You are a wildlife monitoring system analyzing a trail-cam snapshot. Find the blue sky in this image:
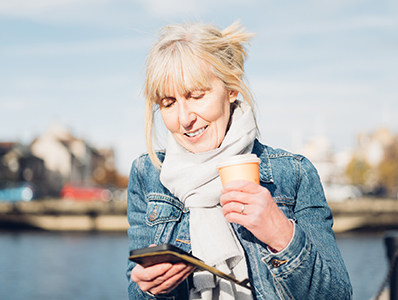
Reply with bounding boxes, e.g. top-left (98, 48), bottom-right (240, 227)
top-left (1, 0), bottom-right (397, 175)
